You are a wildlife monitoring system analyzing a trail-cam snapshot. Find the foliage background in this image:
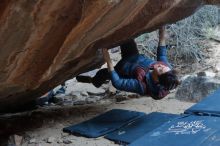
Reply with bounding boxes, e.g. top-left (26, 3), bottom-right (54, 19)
top-left (135, 5), bottom-right (220, 73)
